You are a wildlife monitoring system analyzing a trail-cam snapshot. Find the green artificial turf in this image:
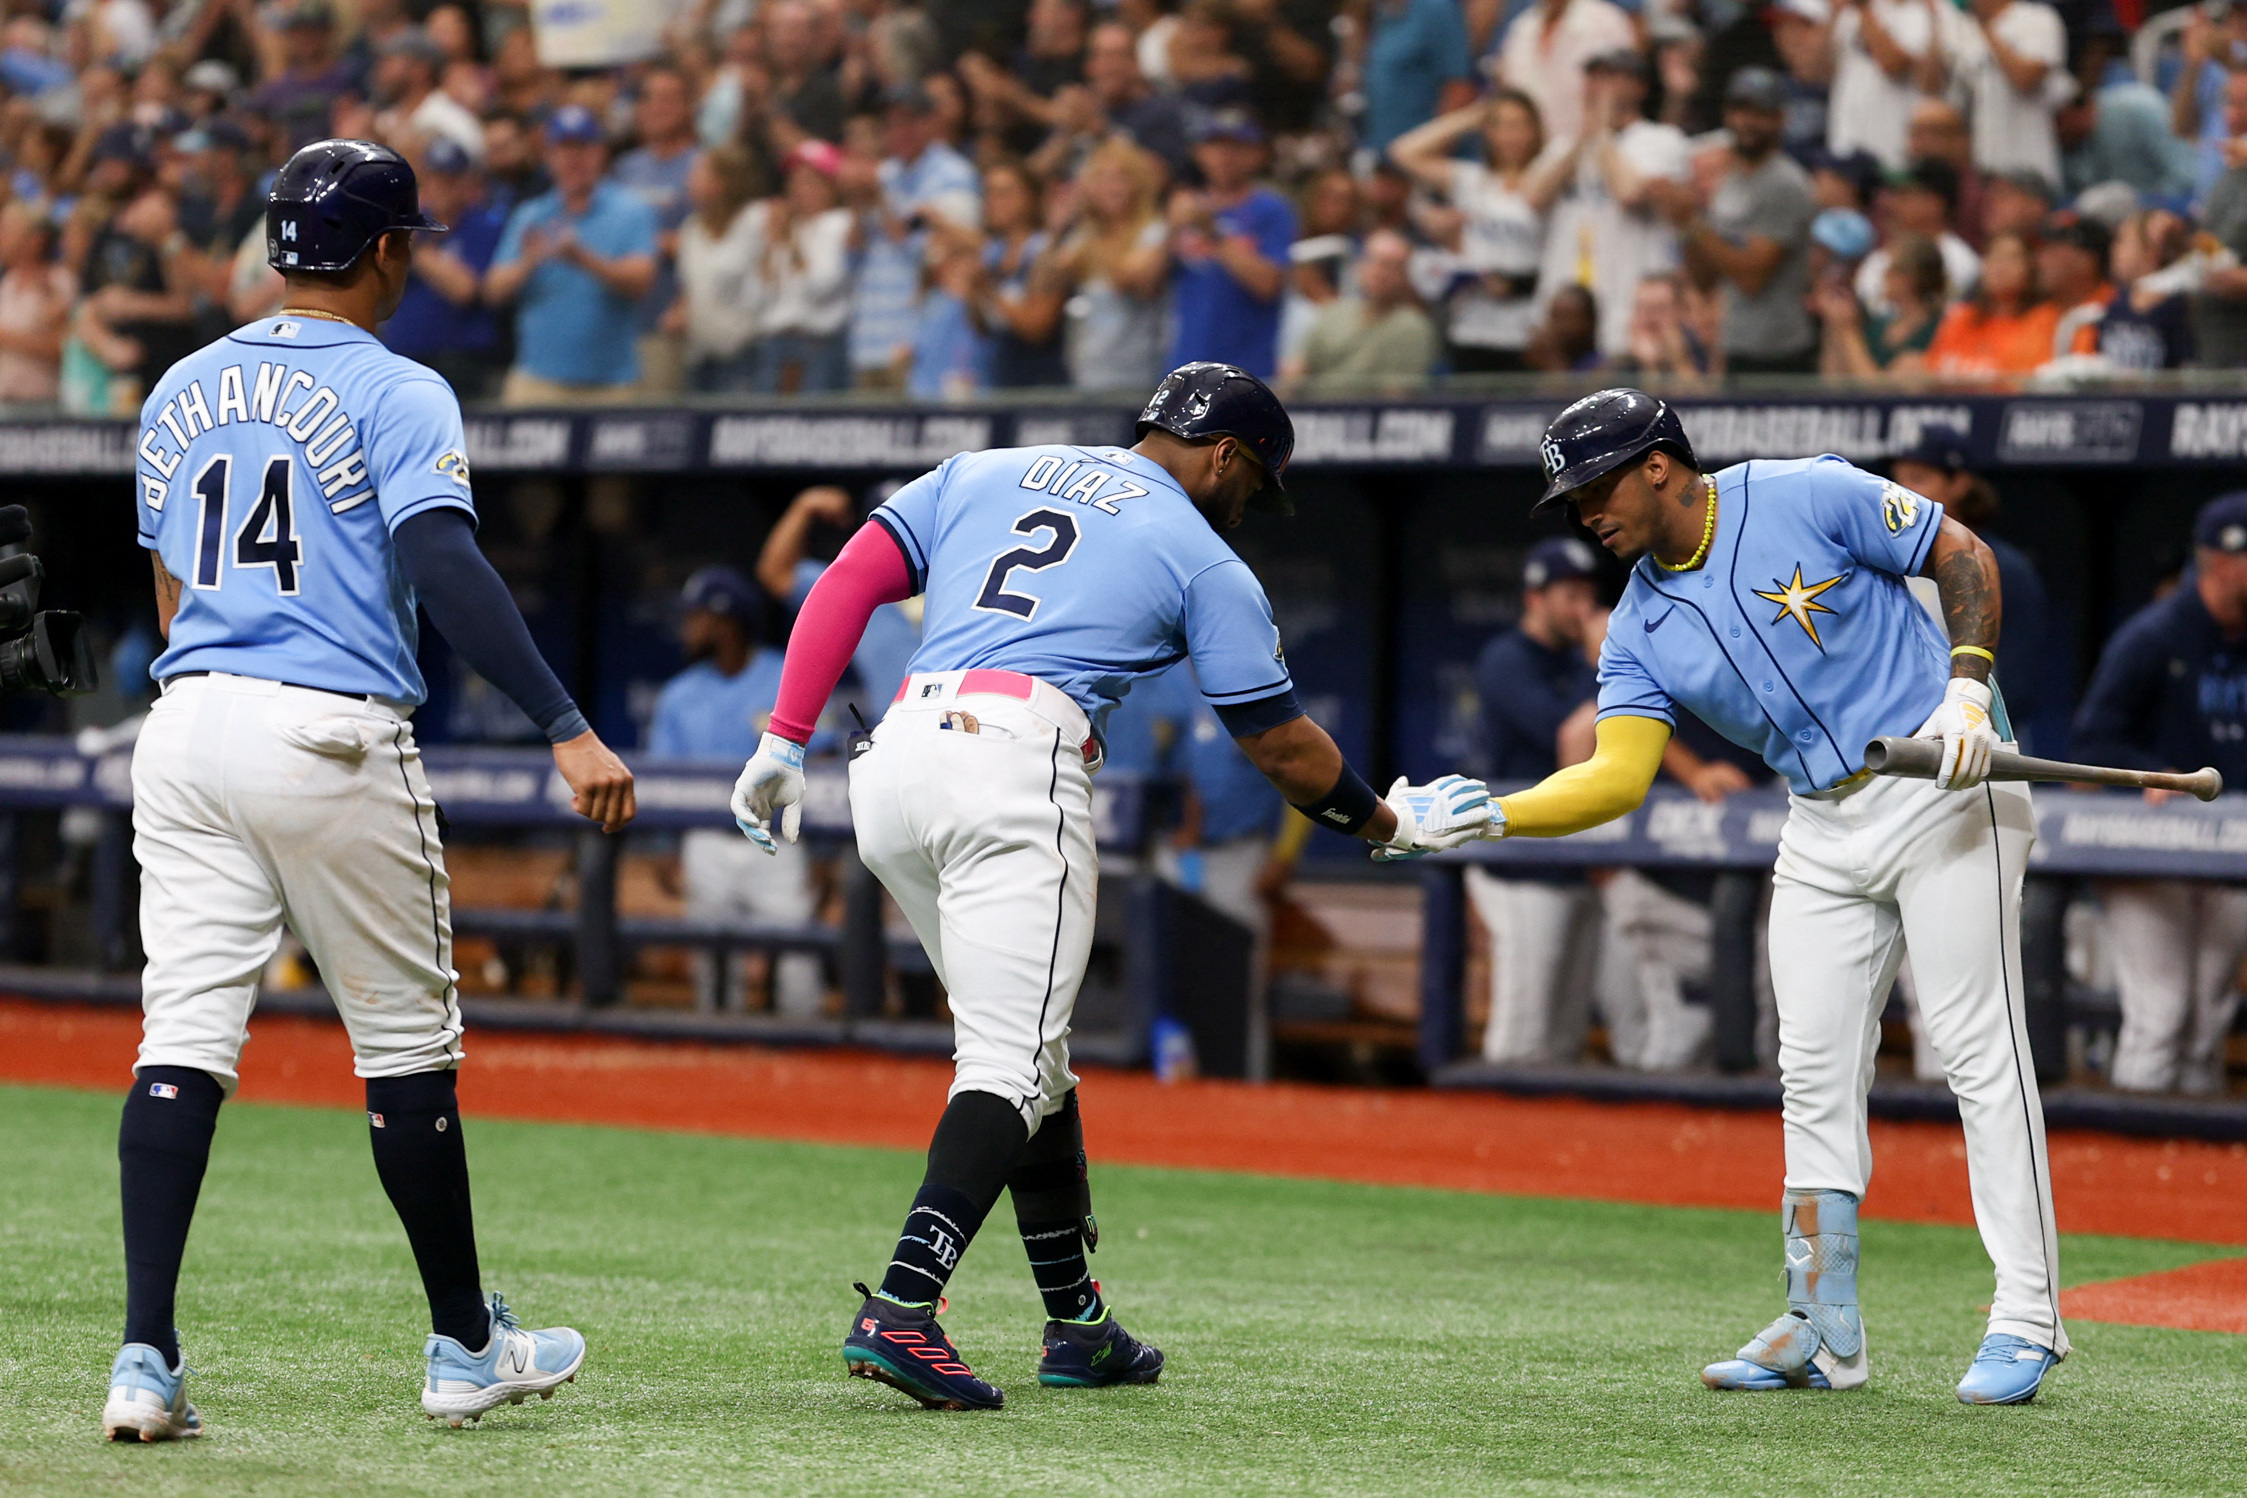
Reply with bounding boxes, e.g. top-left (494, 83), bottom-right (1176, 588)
top-left (2, 1082), bottom-right (2243, 1497)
